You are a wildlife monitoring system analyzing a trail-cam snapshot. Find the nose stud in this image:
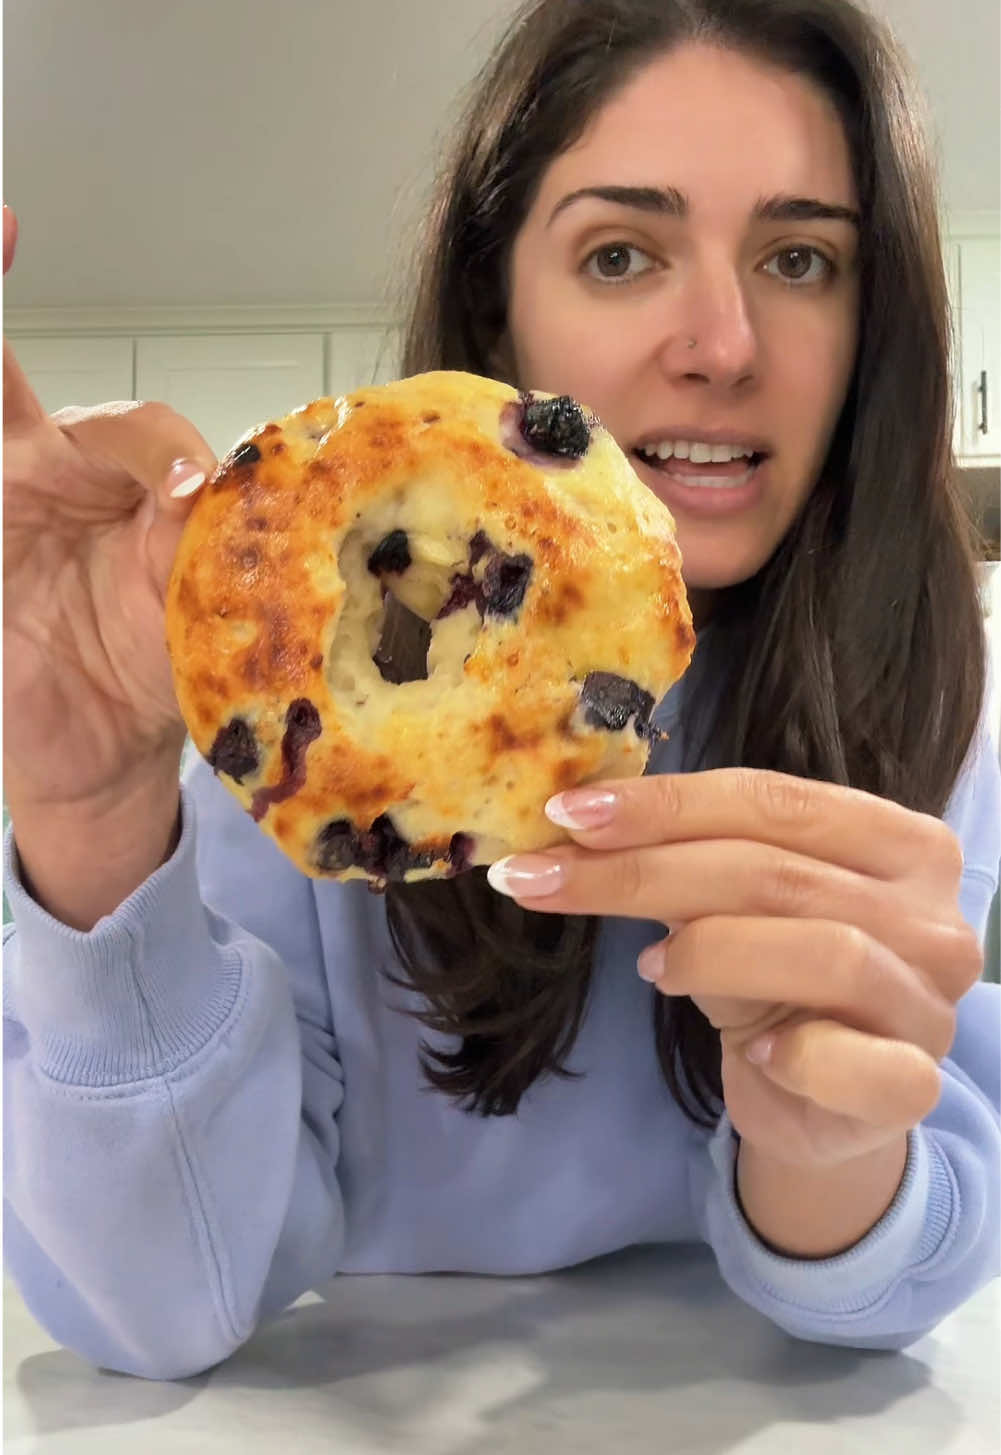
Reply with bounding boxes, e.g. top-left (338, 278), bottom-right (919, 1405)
top-left (687, 337), bottom-right (697, 350)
